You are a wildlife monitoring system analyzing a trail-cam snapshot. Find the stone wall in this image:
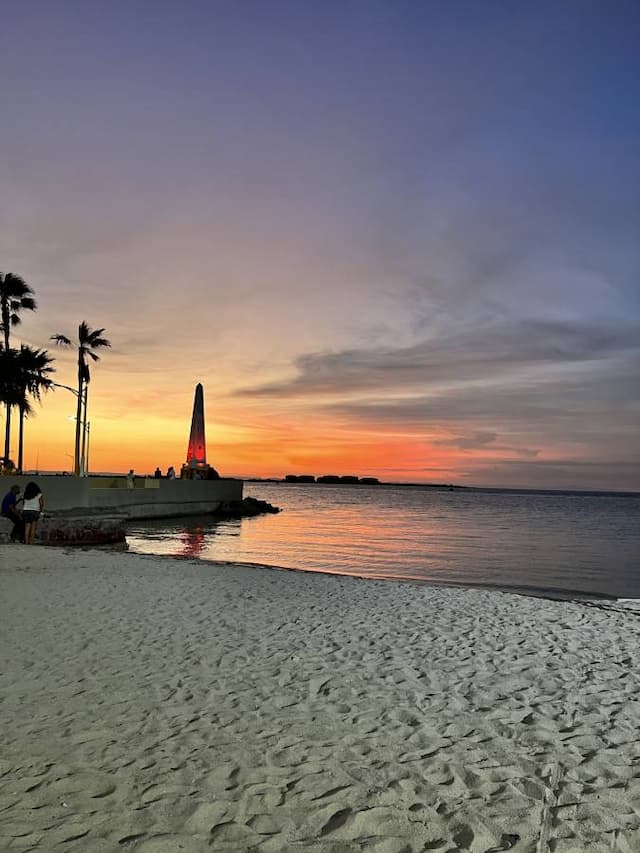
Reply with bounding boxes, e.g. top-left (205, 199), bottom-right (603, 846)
top-left (38, 514), bottom-right (127, 546)
top-left (0, 513), bottom-right (126, 546)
